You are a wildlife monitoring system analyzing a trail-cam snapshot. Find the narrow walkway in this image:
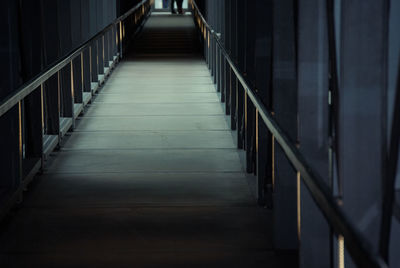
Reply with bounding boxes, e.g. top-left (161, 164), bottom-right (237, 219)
top-left (0, 14), bottom-right (295, 267)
